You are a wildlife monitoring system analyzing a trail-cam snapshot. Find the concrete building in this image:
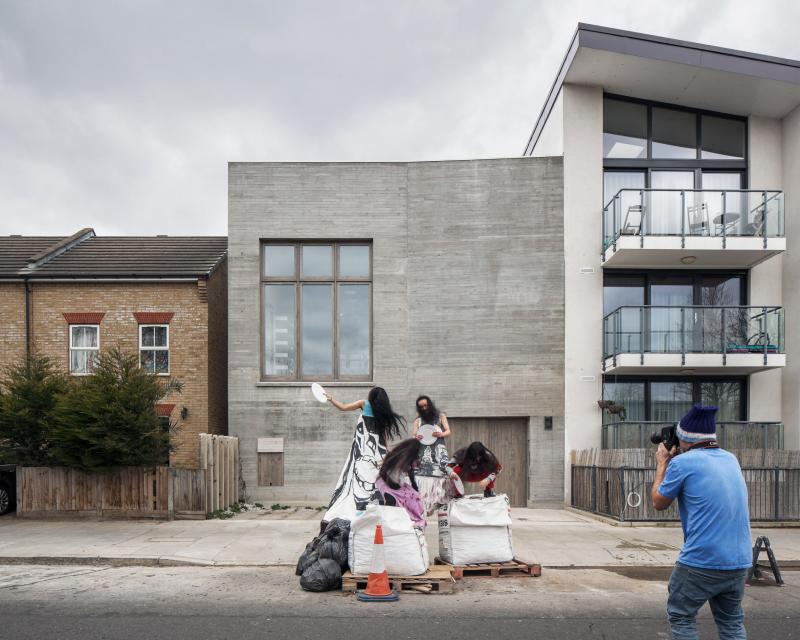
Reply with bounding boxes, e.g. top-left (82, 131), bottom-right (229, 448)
top-left (229, 24), bottom-right (800, 505)
top-left (0, 229), bottom-right (228, 468)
